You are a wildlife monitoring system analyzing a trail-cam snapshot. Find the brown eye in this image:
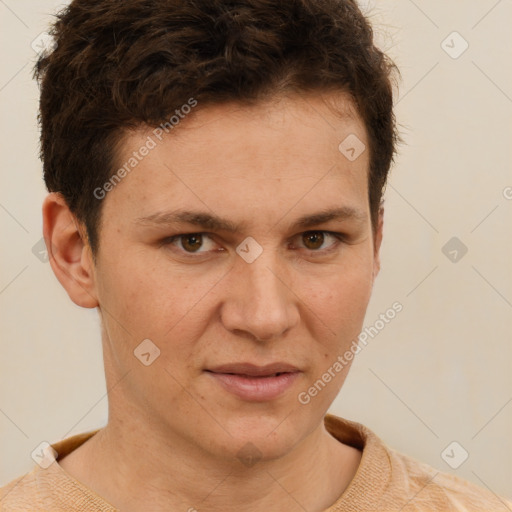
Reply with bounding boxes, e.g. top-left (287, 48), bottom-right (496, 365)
top-left (162, 232), bottom-right (220, 257)
top-left (180, 234), bottom-right (203, 252)
top-left (302, 231), bottom-right (325, 250)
